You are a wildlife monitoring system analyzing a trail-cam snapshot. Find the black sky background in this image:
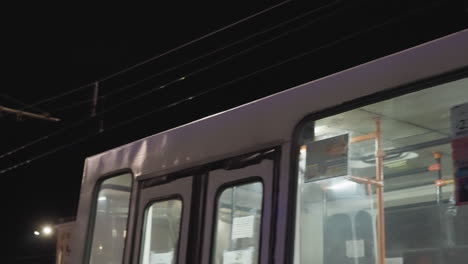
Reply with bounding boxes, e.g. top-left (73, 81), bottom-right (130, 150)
top-left (3, 1), bottom-right (468, 262)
